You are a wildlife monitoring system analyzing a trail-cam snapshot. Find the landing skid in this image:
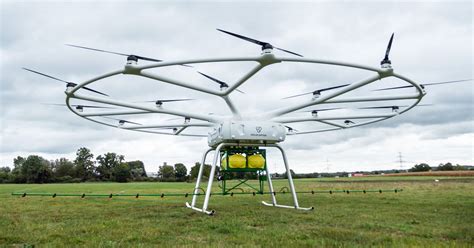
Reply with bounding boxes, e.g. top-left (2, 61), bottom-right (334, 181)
top-left (186, 143), bottom-right (313, 215)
